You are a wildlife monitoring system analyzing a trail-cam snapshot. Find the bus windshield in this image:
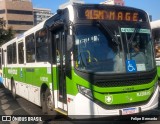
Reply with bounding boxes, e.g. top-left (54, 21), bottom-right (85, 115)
top-left (74, 23), bottom-right (155, 73)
